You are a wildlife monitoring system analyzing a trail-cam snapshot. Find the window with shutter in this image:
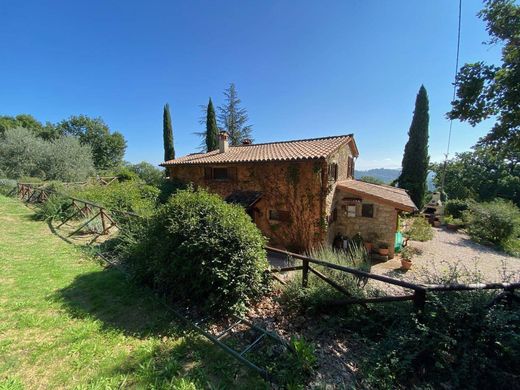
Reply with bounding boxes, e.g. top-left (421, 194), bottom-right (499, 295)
top-left (204, 167), bottom-right (212, 180)
top-left (328, 163), bottom-right (338, 182)
top-left (347, 157), bottom-right (354, 178)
